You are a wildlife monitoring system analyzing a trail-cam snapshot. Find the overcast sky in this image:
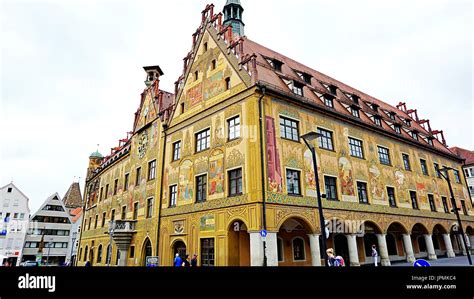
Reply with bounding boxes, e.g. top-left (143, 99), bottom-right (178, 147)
top-left (1, 0), bottom-right (472, 213)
